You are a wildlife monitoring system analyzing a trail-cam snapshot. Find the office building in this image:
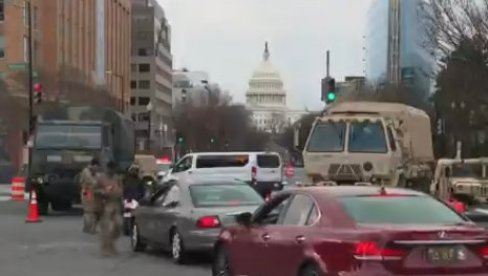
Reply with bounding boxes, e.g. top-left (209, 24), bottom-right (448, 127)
top-left (365, 0), bottom-right (434, 101)
top-left (130, 0), bottom-right (173, 152)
